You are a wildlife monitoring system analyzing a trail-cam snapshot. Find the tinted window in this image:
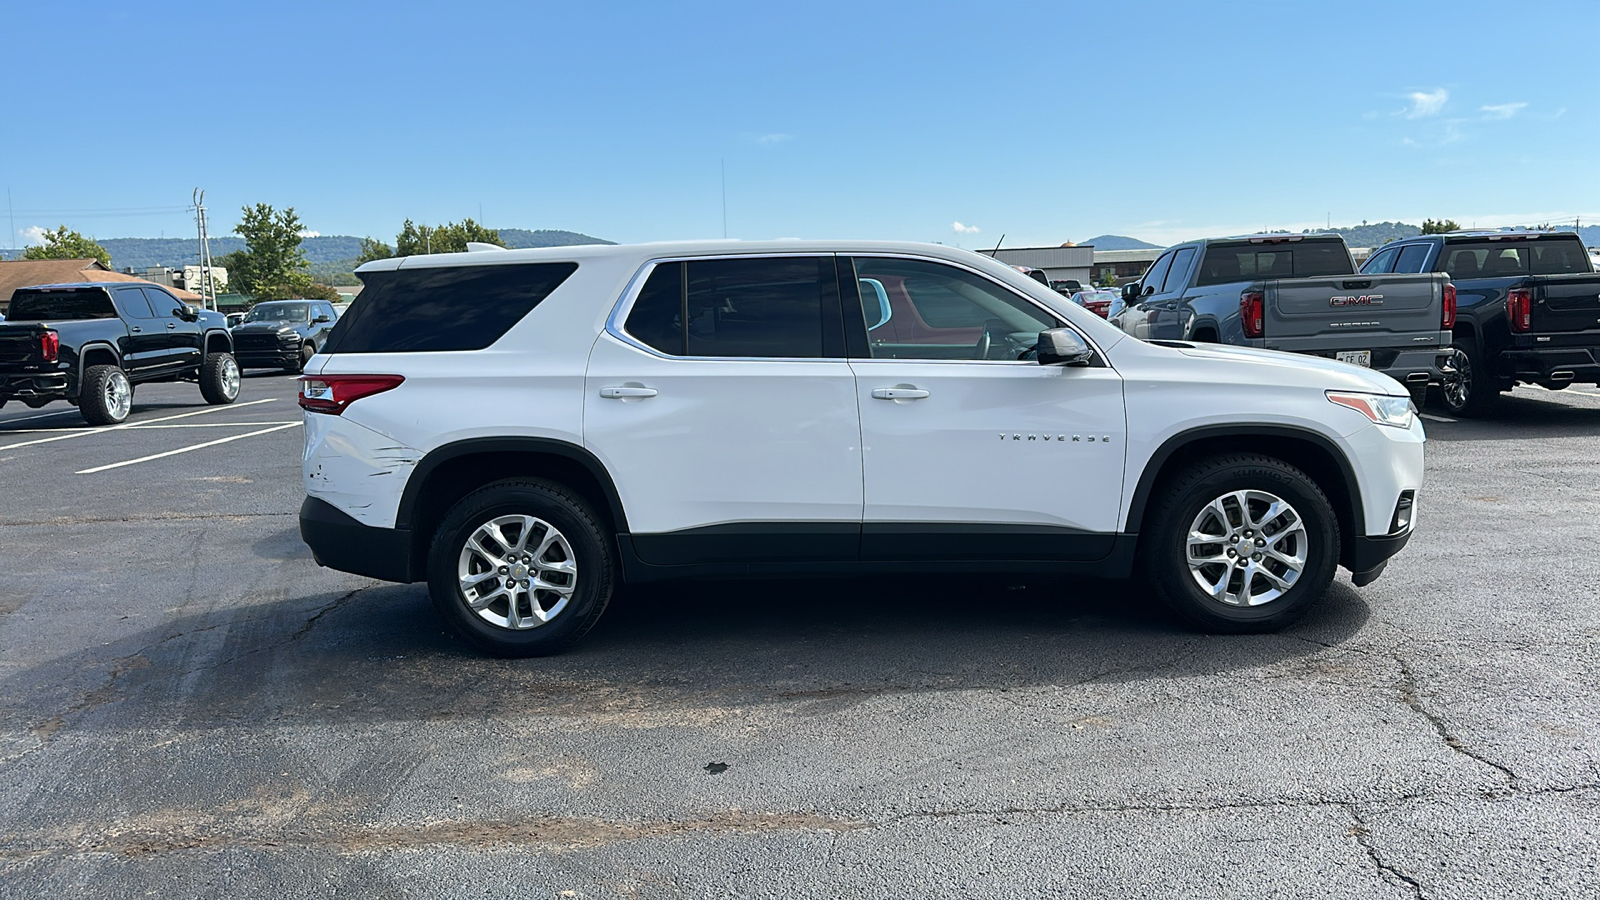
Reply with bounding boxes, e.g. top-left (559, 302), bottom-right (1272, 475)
top-left (1394, 244), bottom-right (1430, 274)
top-left (142, 288), bottom-right (180, 318)
top-left (119, 289), bottom-right (157, 318)
top-left (1139, 252), bottom-right (1174, 296)
top-left (685, 257), bottom-right (830, 358)
top-left (245, 303), bottom-right (310, 324)
top-left (851, 257), bottom-right (1060, 361)
top-left (1532, 239), bottom-right (1591, 274)
top-left (1362, 247), bottom-right (1399, 274)
top-left (1161, 247), bottom-right (1197, 292)
top-left (624, 262), bottom-right (684, 355)
top-left (6, 288), bottom-right (118, 320)
top-left (326, 262), bottom-right (578, 353)
top-left (1195, 240), bottom-right (1352, 286)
